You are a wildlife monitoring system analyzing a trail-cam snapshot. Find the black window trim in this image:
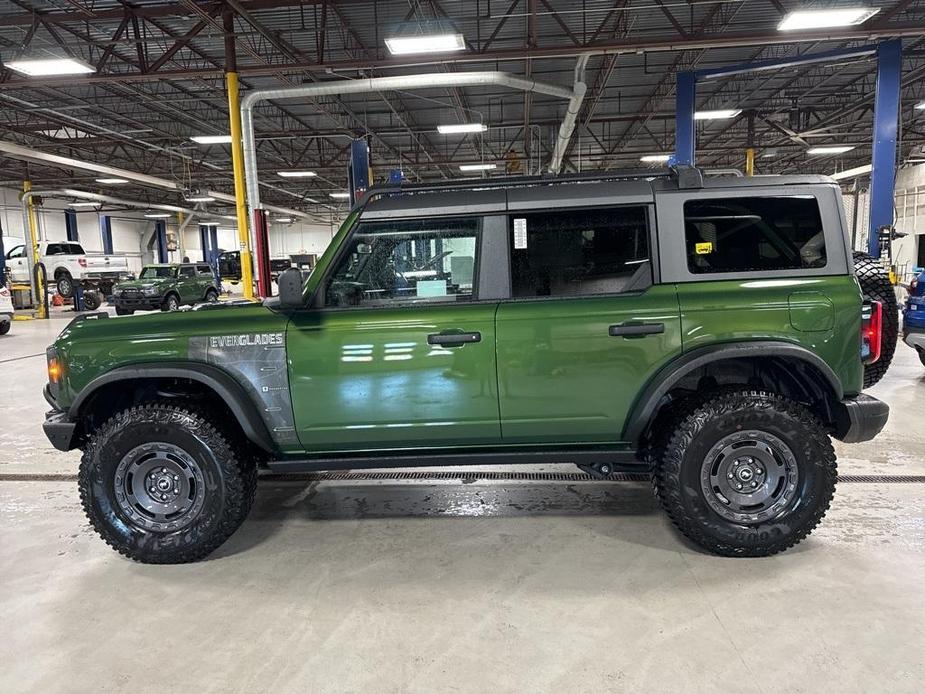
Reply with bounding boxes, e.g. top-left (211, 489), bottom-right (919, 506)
top-left (500, 202), bottom-right (657, 304)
